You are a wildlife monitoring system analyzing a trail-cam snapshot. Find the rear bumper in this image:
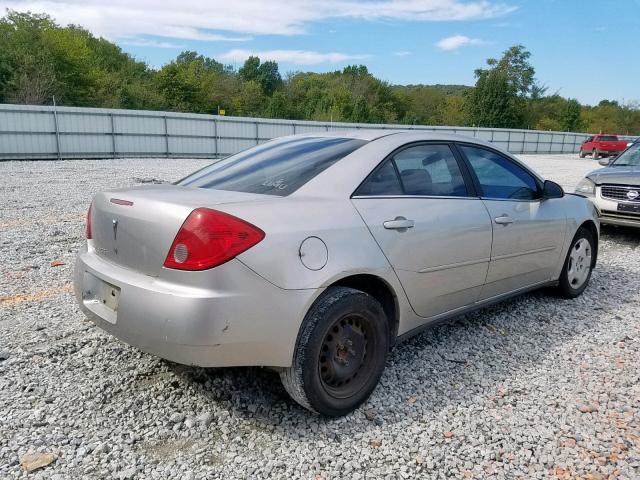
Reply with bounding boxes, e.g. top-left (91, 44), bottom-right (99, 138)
top-left (599, 152), bottom-right (623, 157)
top-left (582, 149), bottom-right (623, 156)
top-left (74, 245), bottom-right (317, 367)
